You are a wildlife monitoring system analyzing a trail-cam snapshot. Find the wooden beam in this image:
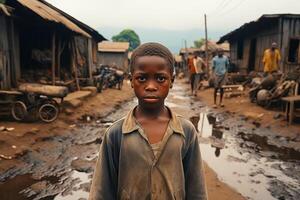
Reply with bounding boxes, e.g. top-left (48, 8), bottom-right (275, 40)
top-left (52, 31), bottom-right (56, 85)
top-left (57, 38), bottom-right (61, 80)
top-left (204, 14), bottom-right (209, 74)
top-left (71, 38), bottom-right (80, 91)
